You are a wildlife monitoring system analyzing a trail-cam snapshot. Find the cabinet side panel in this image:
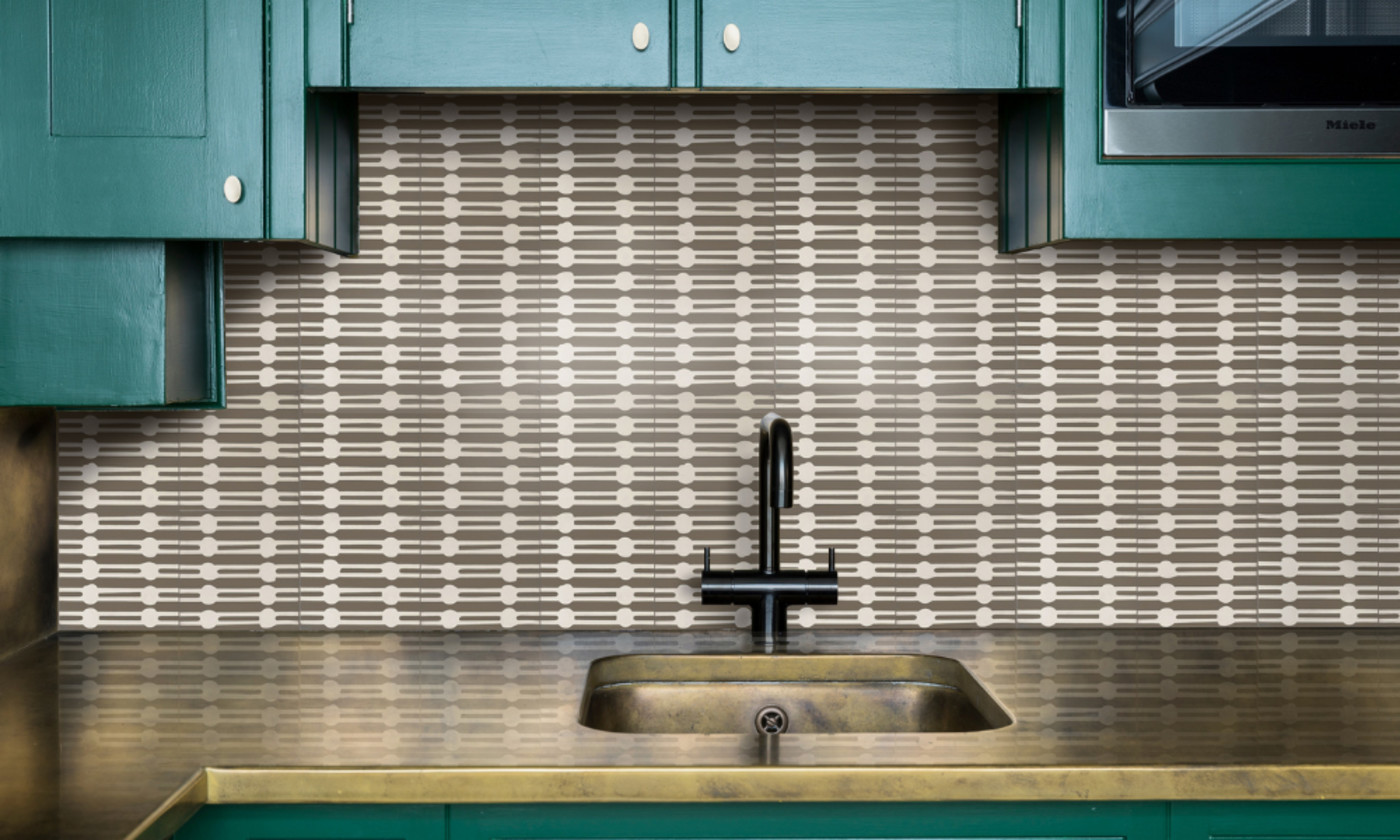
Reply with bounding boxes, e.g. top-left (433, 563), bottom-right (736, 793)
top-left (164, 241), bottom-right (216, 404)
top-left (0, 408), bottom-right (57, 659)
